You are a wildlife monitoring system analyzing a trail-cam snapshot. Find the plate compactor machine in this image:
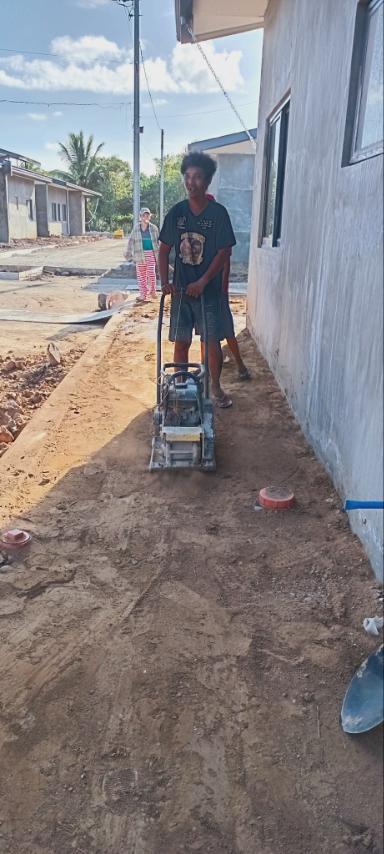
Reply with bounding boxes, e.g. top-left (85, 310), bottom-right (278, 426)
top-left (149, 294), bottom-right (216, 472)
